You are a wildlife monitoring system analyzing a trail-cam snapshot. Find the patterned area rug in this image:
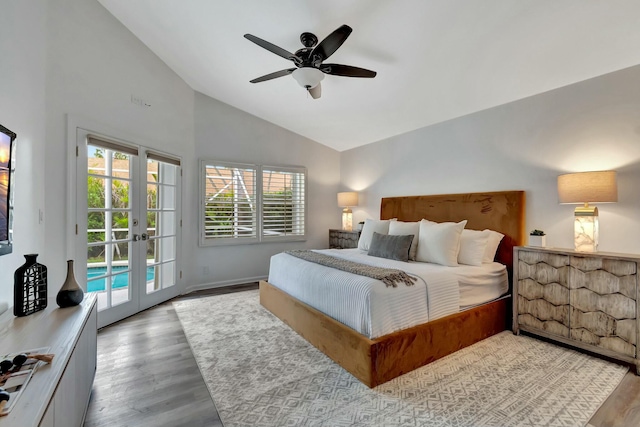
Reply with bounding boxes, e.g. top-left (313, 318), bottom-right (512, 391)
top-left (173, 290), bottom-right (627, 427)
